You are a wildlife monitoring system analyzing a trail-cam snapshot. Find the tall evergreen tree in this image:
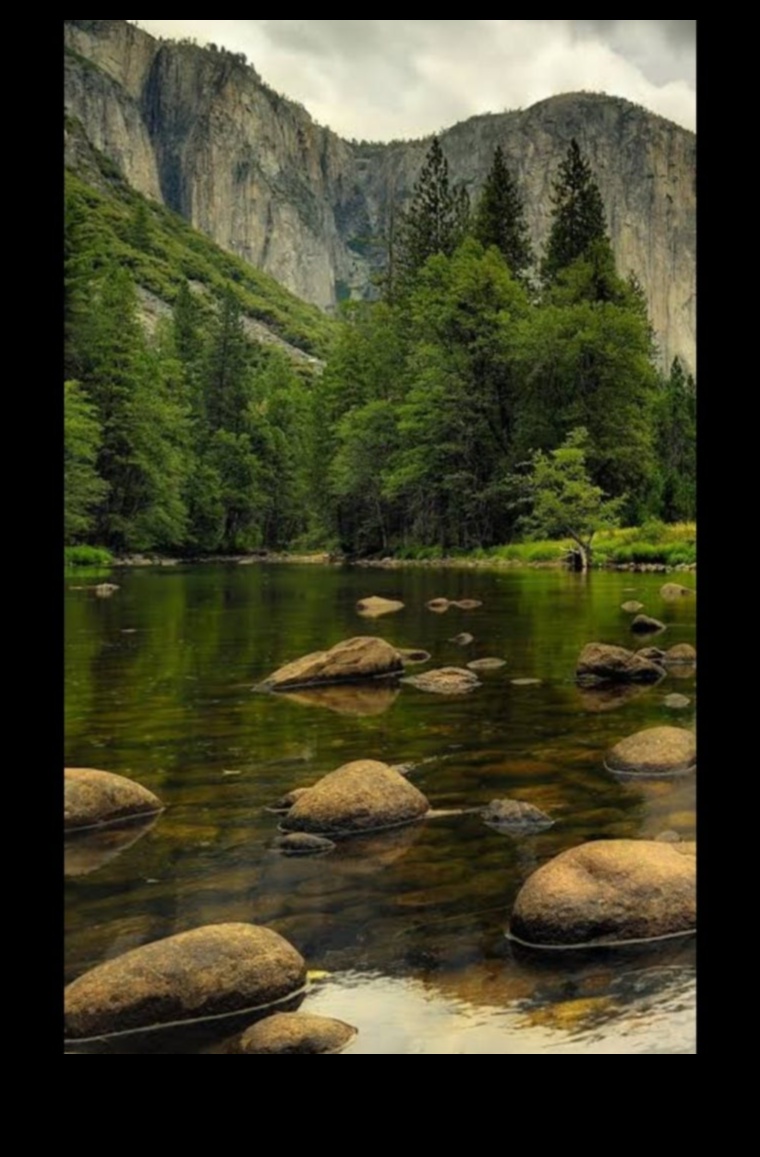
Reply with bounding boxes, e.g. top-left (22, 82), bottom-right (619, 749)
top-left (473, 146), bottom-right (533, 279)
top-left (203, 289), bottom-right (250, 435)
top-left (64, 380), bottom-right (109, 543)
top-left (541, 138), bottom-right (610, 285)
top-left (393, 137), bottom-right (470, 295)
